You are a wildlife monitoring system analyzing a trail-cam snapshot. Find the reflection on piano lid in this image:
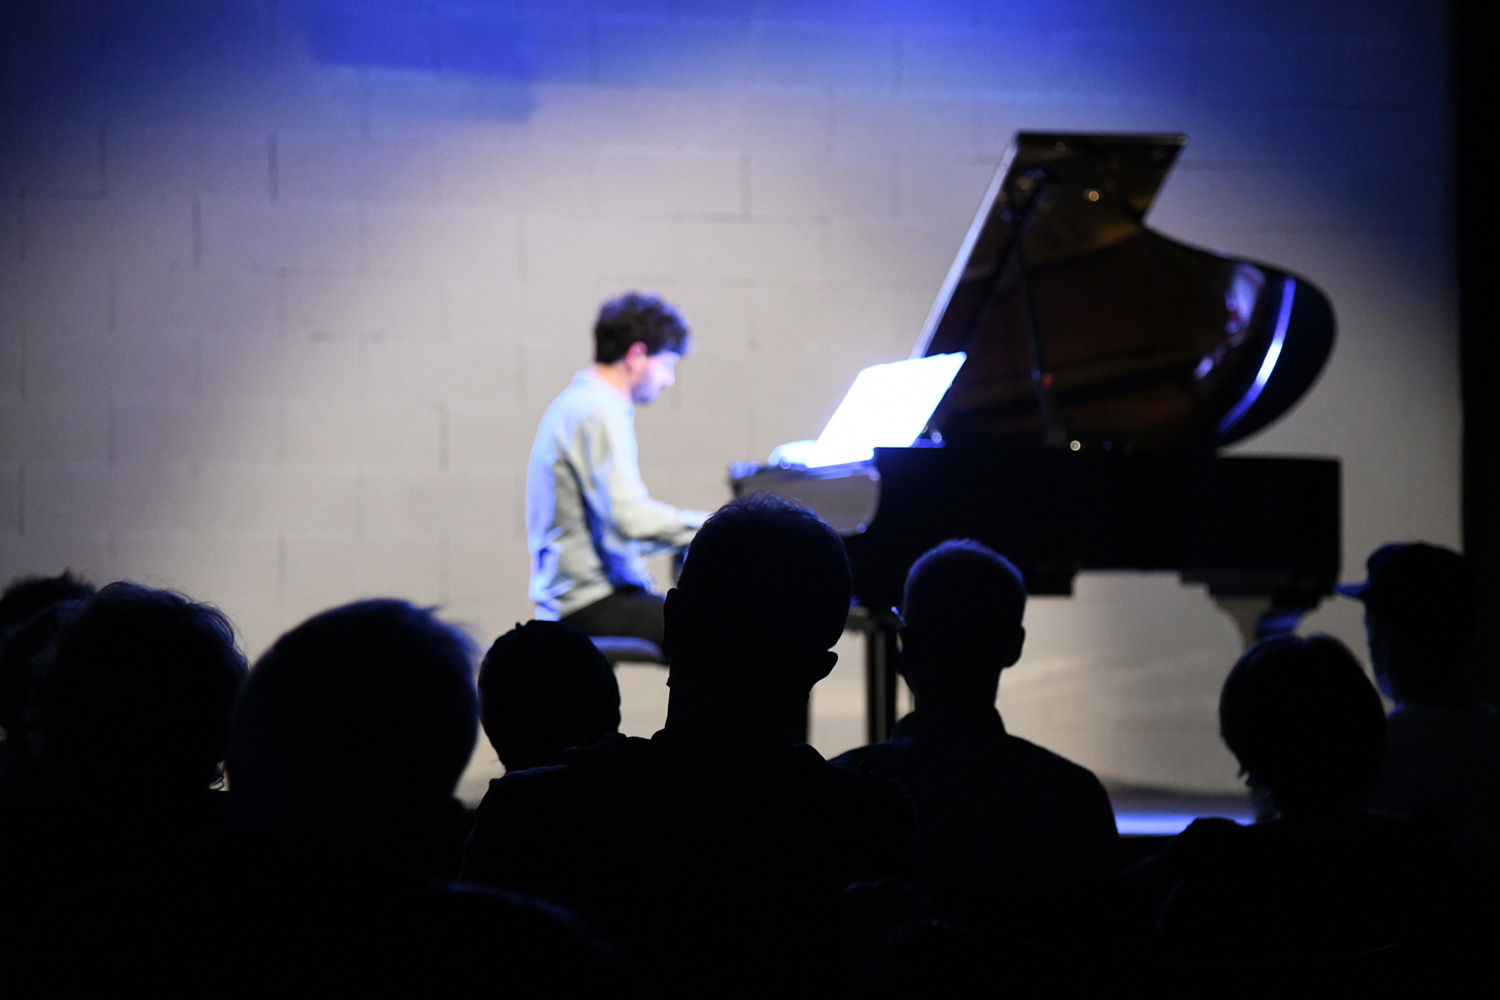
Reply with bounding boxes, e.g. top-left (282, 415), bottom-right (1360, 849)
top-left (916, 131), bottom-right (1334, 452)
top-left (730, 131), bottom-right (1341, 741)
